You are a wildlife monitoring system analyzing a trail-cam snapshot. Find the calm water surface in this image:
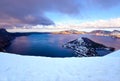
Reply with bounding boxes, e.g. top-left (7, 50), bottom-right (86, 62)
top-left (6, 34), bottom-right (120, 57)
